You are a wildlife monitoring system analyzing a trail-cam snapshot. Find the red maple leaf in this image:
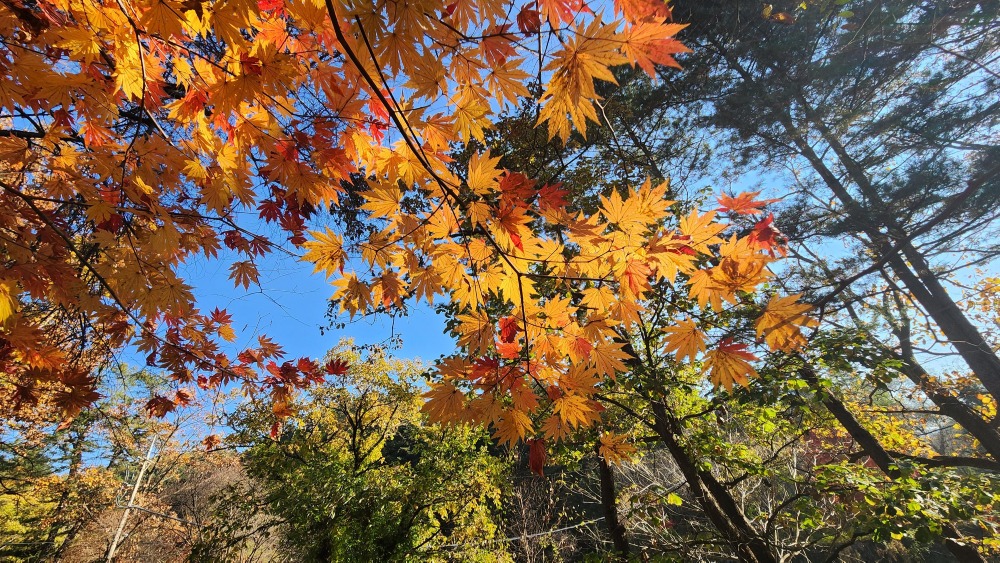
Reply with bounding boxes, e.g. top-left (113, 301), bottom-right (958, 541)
top-left (716, 338), bottom-right (758, 360)
top-left (536, 182), bottom-right (569, 212)
top-left (516, 2), bottom-right (542, 34)
top-left (146, 395), bottom-right (176, 417)
top-left (747, 213), bottom-right (786, 256)
top-left (471, 357), bottom-right (500, 381)
top-left (210, 307), bottom-right (233, 324)
top-left (528, 438), bottom-right (546, 476)
top-left (481, 24), bottom-right (517, 67)
top-left (324, 358), bottom-right (350, 376)
top-left (257, 0), bottom-right (282, 12)
top-left (499, 316), bottom-right (520, 343)
top-left (202, 434), bottom-right (221, 451)
top-left (174, 388), bottom-right (194, 407)
top-left (497, 341), bottom-right (521, 359)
